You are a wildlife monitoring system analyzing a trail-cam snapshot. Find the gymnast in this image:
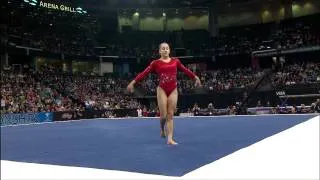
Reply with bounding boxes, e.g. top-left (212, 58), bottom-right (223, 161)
top-left (127, 42), bottom-right (202, 145)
